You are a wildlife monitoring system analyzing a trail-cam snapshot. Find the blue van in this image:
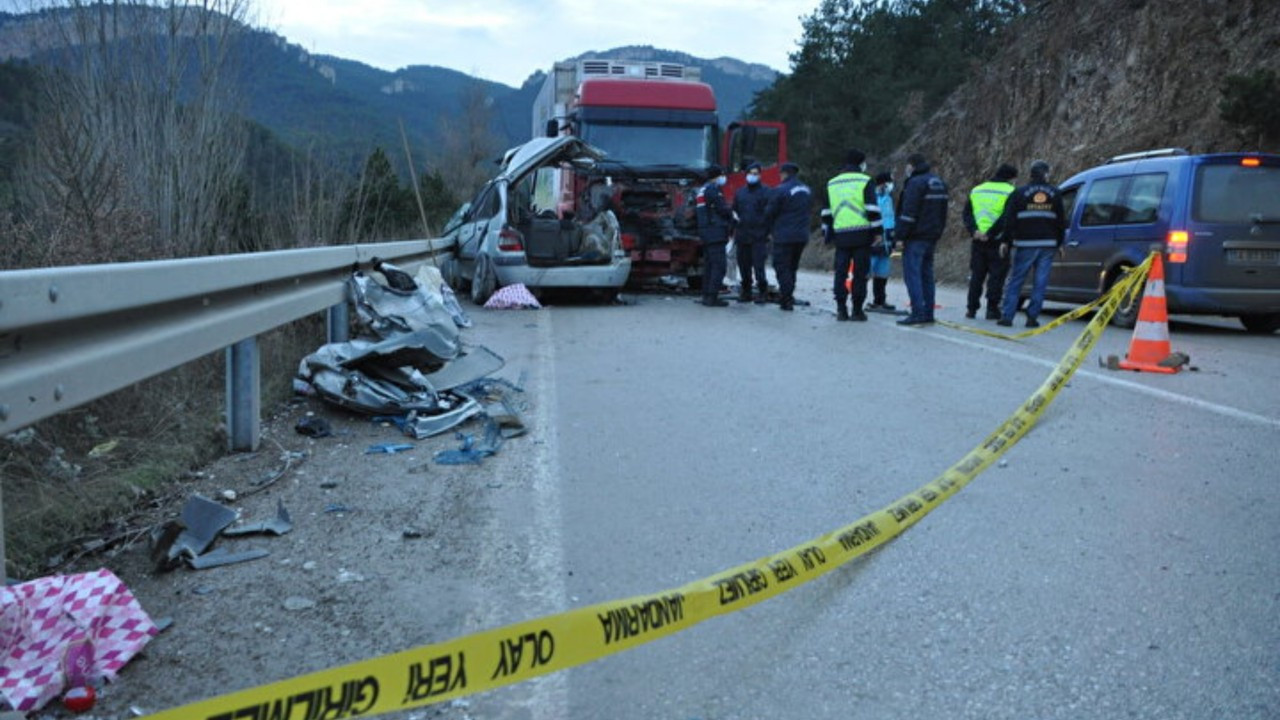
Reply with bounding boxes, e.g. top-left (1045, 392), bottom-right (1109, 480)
top-left (1044, 149), bottom-right (1280, 333)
